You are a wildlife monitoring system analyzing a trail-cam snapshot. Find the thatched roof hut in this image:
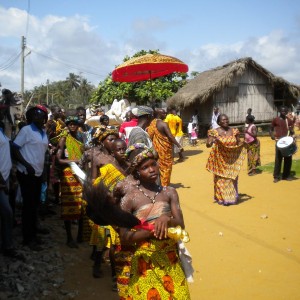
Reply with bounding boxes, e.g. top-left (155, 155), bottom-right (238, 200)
top-left (167, 57), bottom-right (300, 109)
